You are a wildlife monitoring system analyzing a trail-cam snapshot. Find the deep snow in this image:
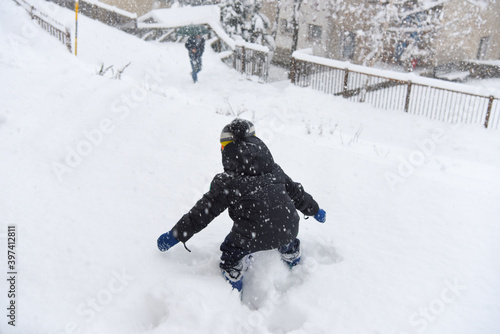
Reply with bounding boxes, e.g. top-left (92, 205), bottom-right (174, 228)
top-left (1, 1), bottom-right (500, 334)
